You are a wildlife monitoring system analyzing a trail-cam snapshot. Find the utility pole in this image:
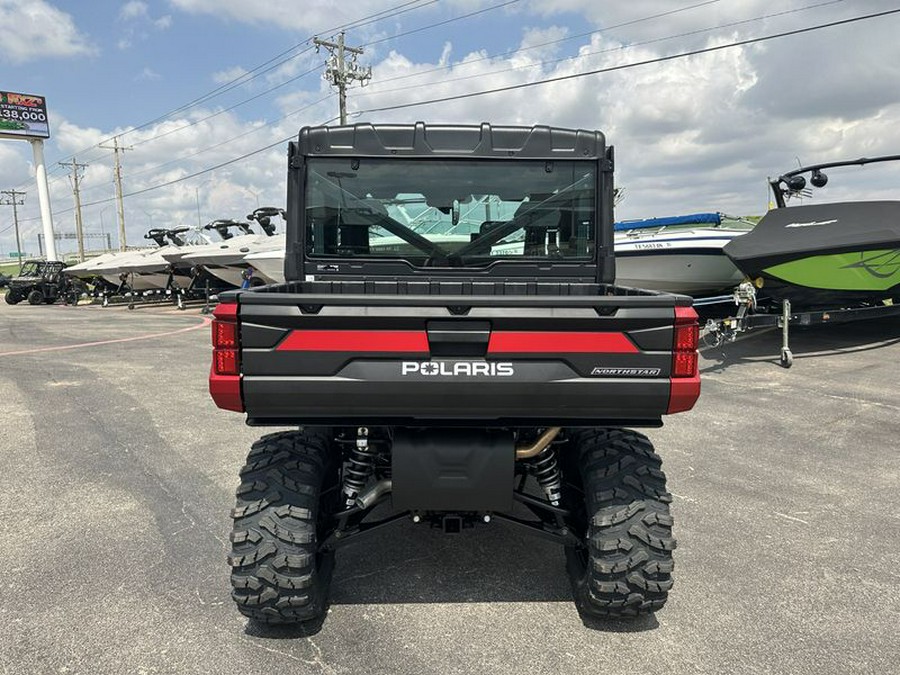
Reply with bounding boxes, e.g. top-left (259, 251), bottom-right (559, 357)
top-left (99, 136), bottom-right (132, 251)
top-left (313, 32), bottom-right (372, 125)
top-left (0, 189), bottom-right (25, 272)
top-left (58, 158), bottom-right (88, 261)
